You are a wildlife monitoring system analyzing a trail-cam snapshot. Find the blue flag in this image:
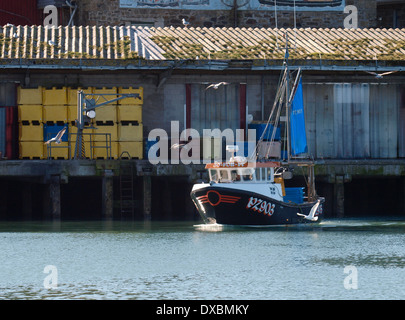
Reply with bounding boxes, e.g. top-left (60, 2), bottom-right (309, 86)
top-left (290, 79), bottom-right (307, 156)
